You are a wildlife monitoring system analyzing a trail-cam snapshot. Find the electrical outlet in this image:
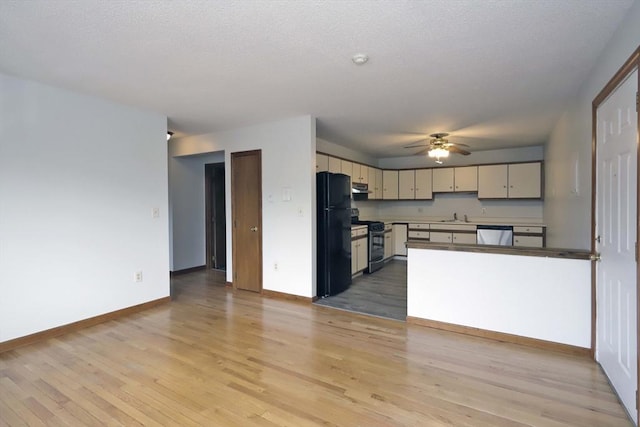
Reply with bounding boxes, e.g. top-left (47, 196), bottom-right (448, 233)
top-left (482, 208), bottom-right (487, 215)
top-left (274, 263), bottom-right (278, 271)
top-left (418, 207), bottom-right (424, 213)
top-left (134, 271), bottom-right (143, 282)
top-left (152, 207), bottom-right (160, 219)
